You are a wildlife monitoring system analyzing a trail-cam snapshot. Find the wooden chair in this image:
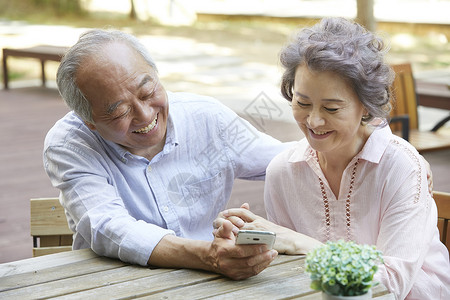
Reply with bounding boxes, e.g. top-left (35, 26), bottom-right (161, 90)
top-left (435, 191), bottom-right (450, 254)
top-left (389, 63), bottom-right (450, 153)
top-left (30, 197), bottom-right (73, 257)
